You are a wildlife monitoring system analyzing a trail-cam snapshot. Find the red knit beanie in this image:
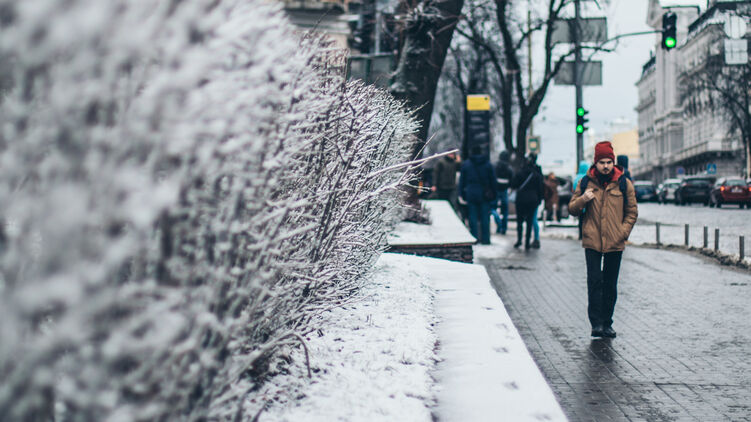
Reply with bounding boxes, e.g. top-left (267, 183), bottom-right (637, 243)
top-left (594, 141), bottom-right (615, 163)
